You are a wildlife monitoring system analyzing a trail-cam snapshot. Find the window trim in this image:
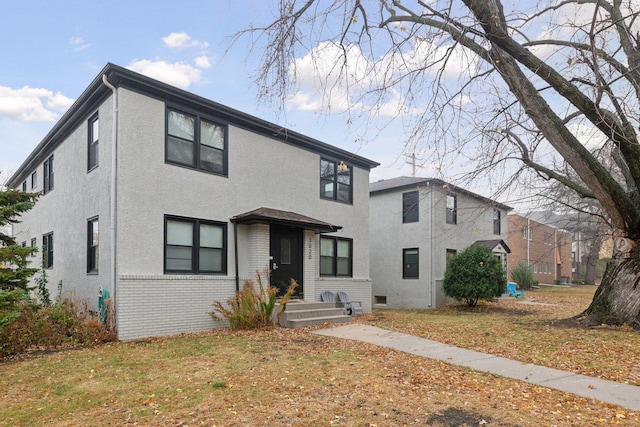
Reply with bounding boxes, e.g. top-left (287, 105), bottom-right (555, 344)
top-left (88, 112), bottom-right (99, 171)
top-left (165, 106), bottom-right (229, 177)
top-left (403, 248), bottom-right (419, 279)
top-left (43, 232), bottom-right (53, 269)
top-left (402, 190), bottom-right (419, 223)
top-left (319, 236), bottom-right (353, 277)
top-left (446, 193), bottom-right (457, 225)
top-left (319, 158), bottom-right (353, 204)
top-left (87, 217), bottom-right (99, 274)
top-left (164, 215), bottom-right (228, 275)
